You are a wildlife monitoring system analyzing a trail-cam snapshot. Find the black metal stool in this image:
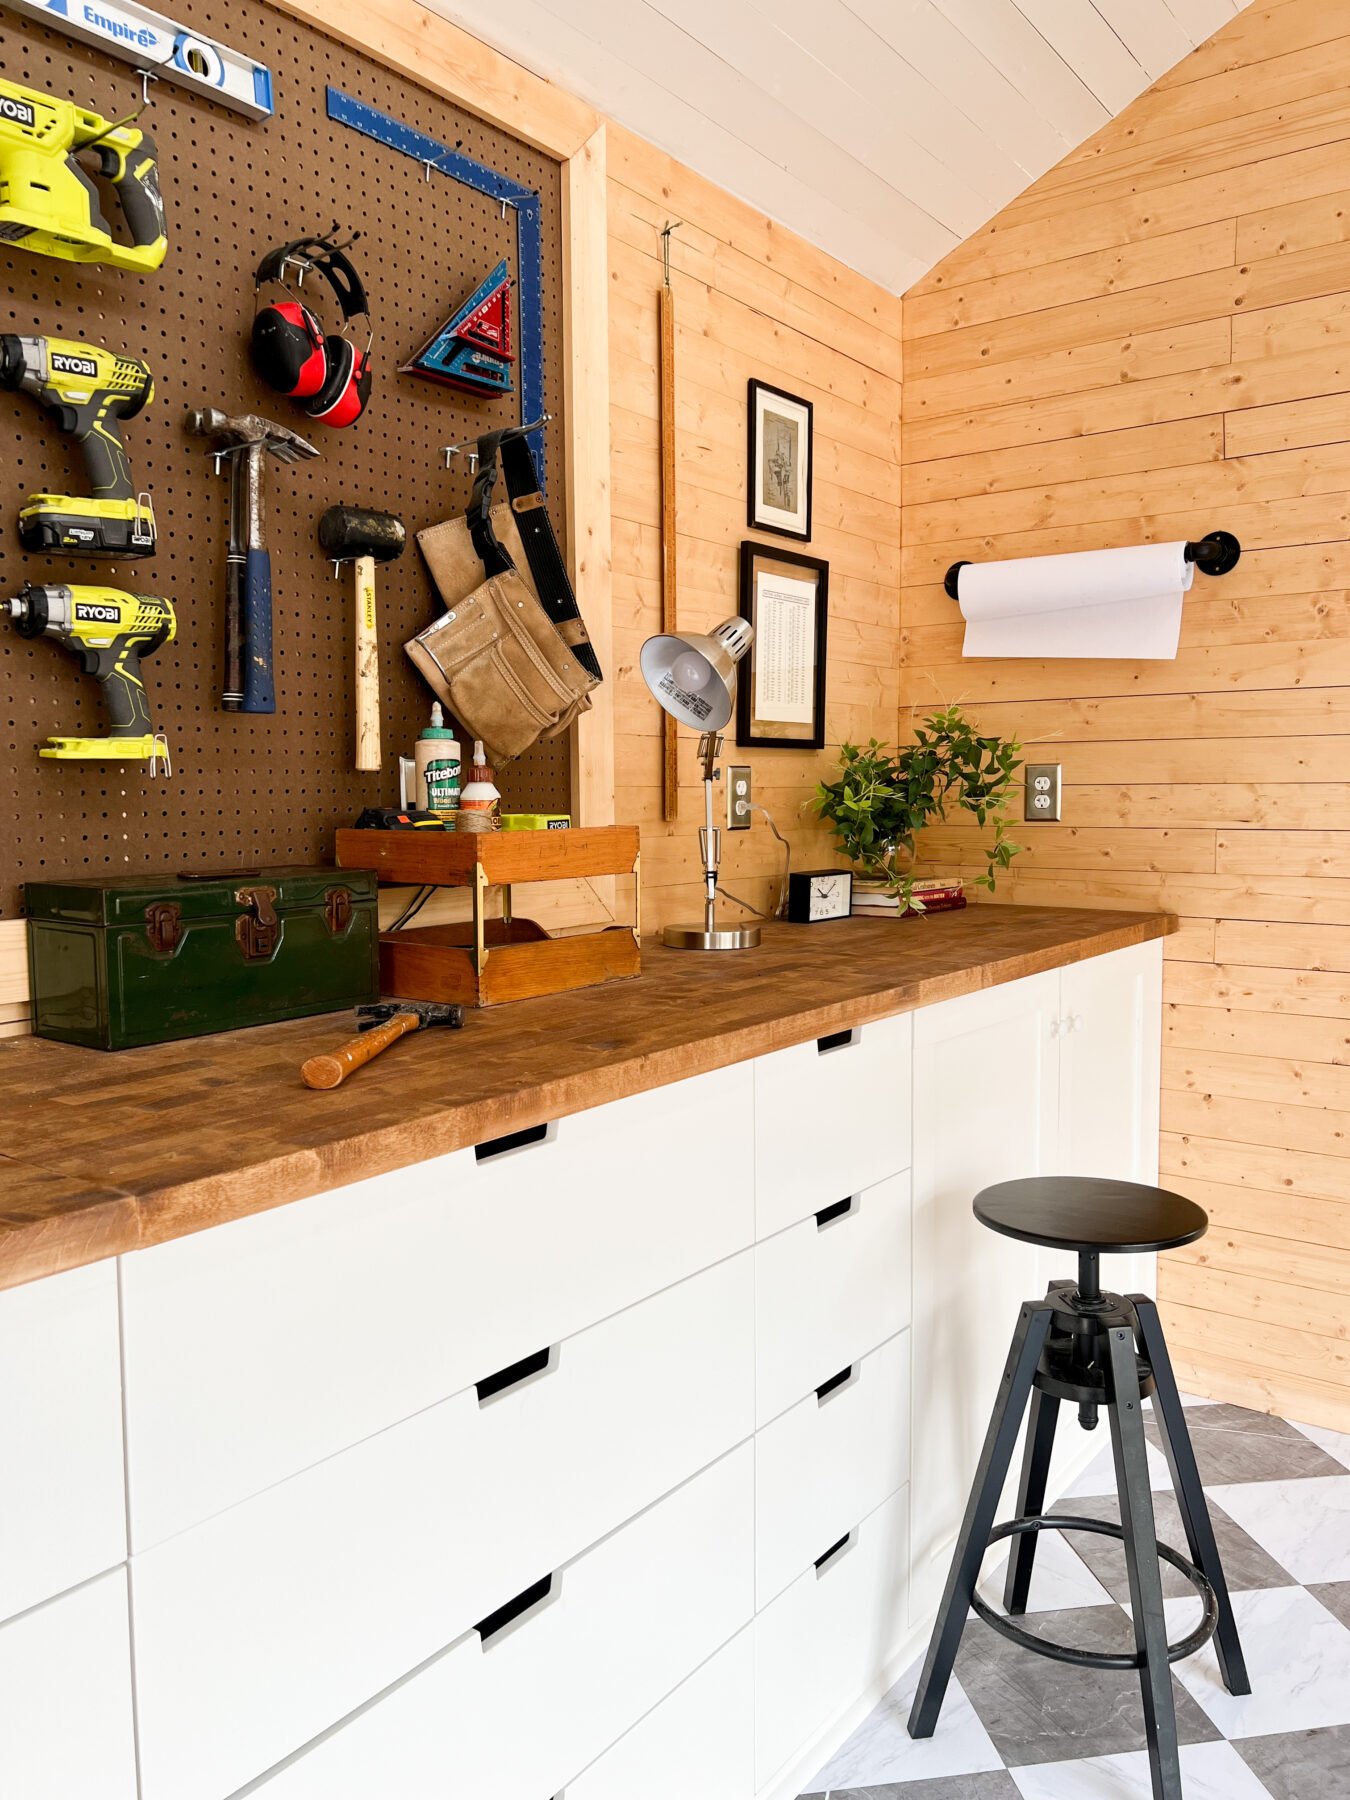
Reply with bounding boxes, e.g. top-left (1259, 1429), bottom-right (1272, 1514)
top-left (907, 1177), bottom-right (1251, 1800)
